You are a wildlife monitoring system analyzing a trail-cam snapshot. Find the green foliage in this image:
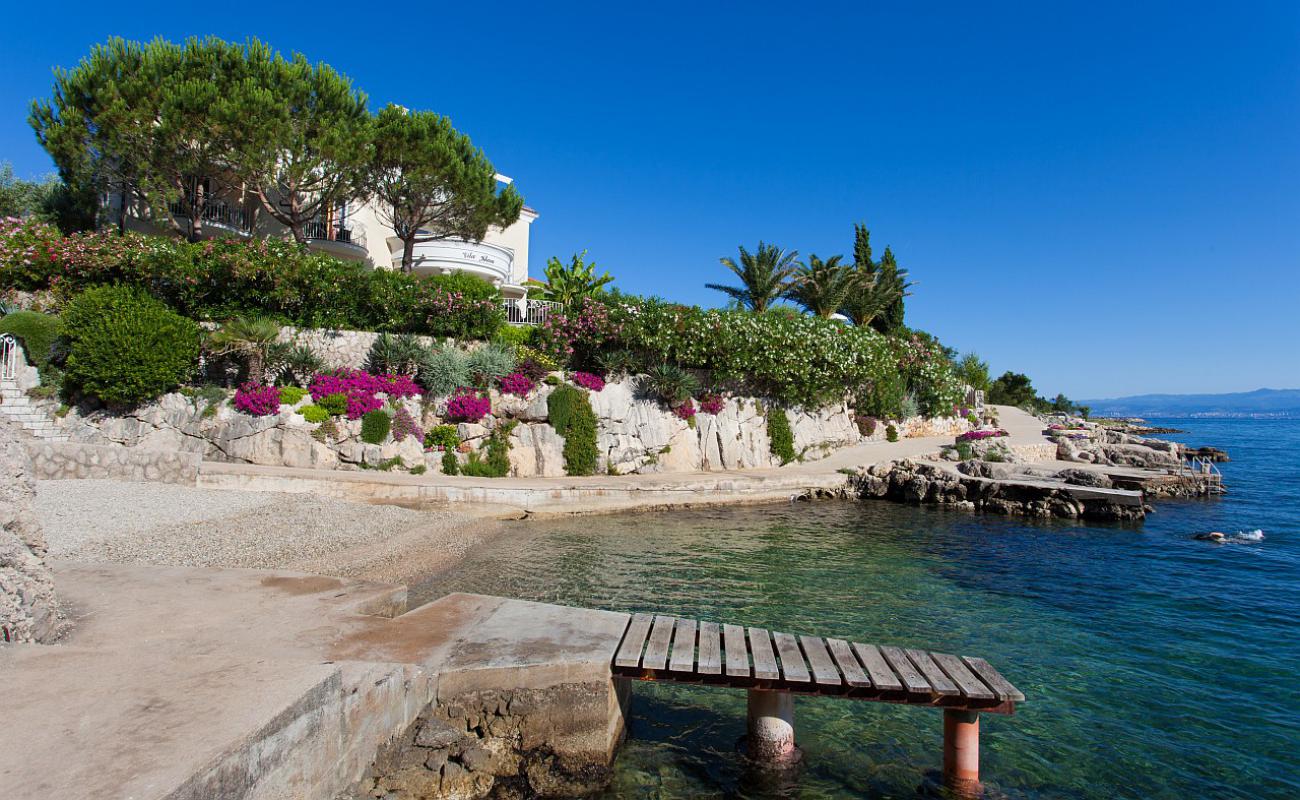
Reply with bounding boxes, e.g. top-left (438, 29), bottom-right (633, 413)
top-left (0, 163), bottom-right (92, 230)
top-left (988, 371), bottom-right (1038, 407)
top-left (899, 394), bottom-right (920, 420)
top-left (369, 103), bottom-right (523, 270)
top-left (284, 344), bottom-right (325, 385)
top-left (465, 343), bottom-right (516, 386)
top-left (596, 349), bottom-right (641, 378)
top-left (706, 241), bottom-right (800, 313)
top-left (278, 385), bottom-right (307, 405)
top-left (0, 310), bottom-right (61, 368)
top-left (955, 440), bottom-right (974, 460)
top-left (785, 254), bottom-right (858, 318)
top-left (441, 450), bottom-right (459, 475)
top-left (427, 272), bottom-right (499, 301)
top-left (858, 371), bottom-right (906, 419)
top-left (424, 425), bottom-right (461, 451)
top-left (209, 315), bottom-right (282, 383)
top-left (417, 344), bottom-right (471, 396)
top-left (300, 404), bottom-right (329, 423)
top-left (365, 333), bottom-right (425, 376)
top-left (547, 385), bottom-right (598, 476)
top-left (843, 224), bottom-right (910, 333)
top-left (529, 251), bottom-right (614, 307)
top-left (409, 464), bottom-right (427, 475)
top-left (317, 392), bottom-right (348, 416)
top-left (886, 423), bottom-right (899, 442)
top-left (766, 407), bottom-right (796, 465)
top-left (361, 456), bottom-right (404, 471)
top-left (492, 324), bottom-right (534, 349)
top-left (61, 286), bottom-right (200, 405)
top-left (459, 422), bottom-right (516, 478)
top-left (956, 353), bottom-right (991, 392)
top-left (360, 410), bottom-right (392, 444)
top-left (641, 363), bottom-right (699, 405)
top-left (312, 417), bottom-right (339, 443)
top-left (543, 375), bottom-right (561, 386)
